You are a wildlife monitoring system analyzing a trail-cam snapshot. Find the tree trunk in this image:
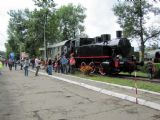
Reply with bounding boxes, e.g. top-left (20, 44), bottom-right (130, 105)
top-left (139, 0), bottom-right (144, 61)
top-left (140, 41), bottom-right (145, 61)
